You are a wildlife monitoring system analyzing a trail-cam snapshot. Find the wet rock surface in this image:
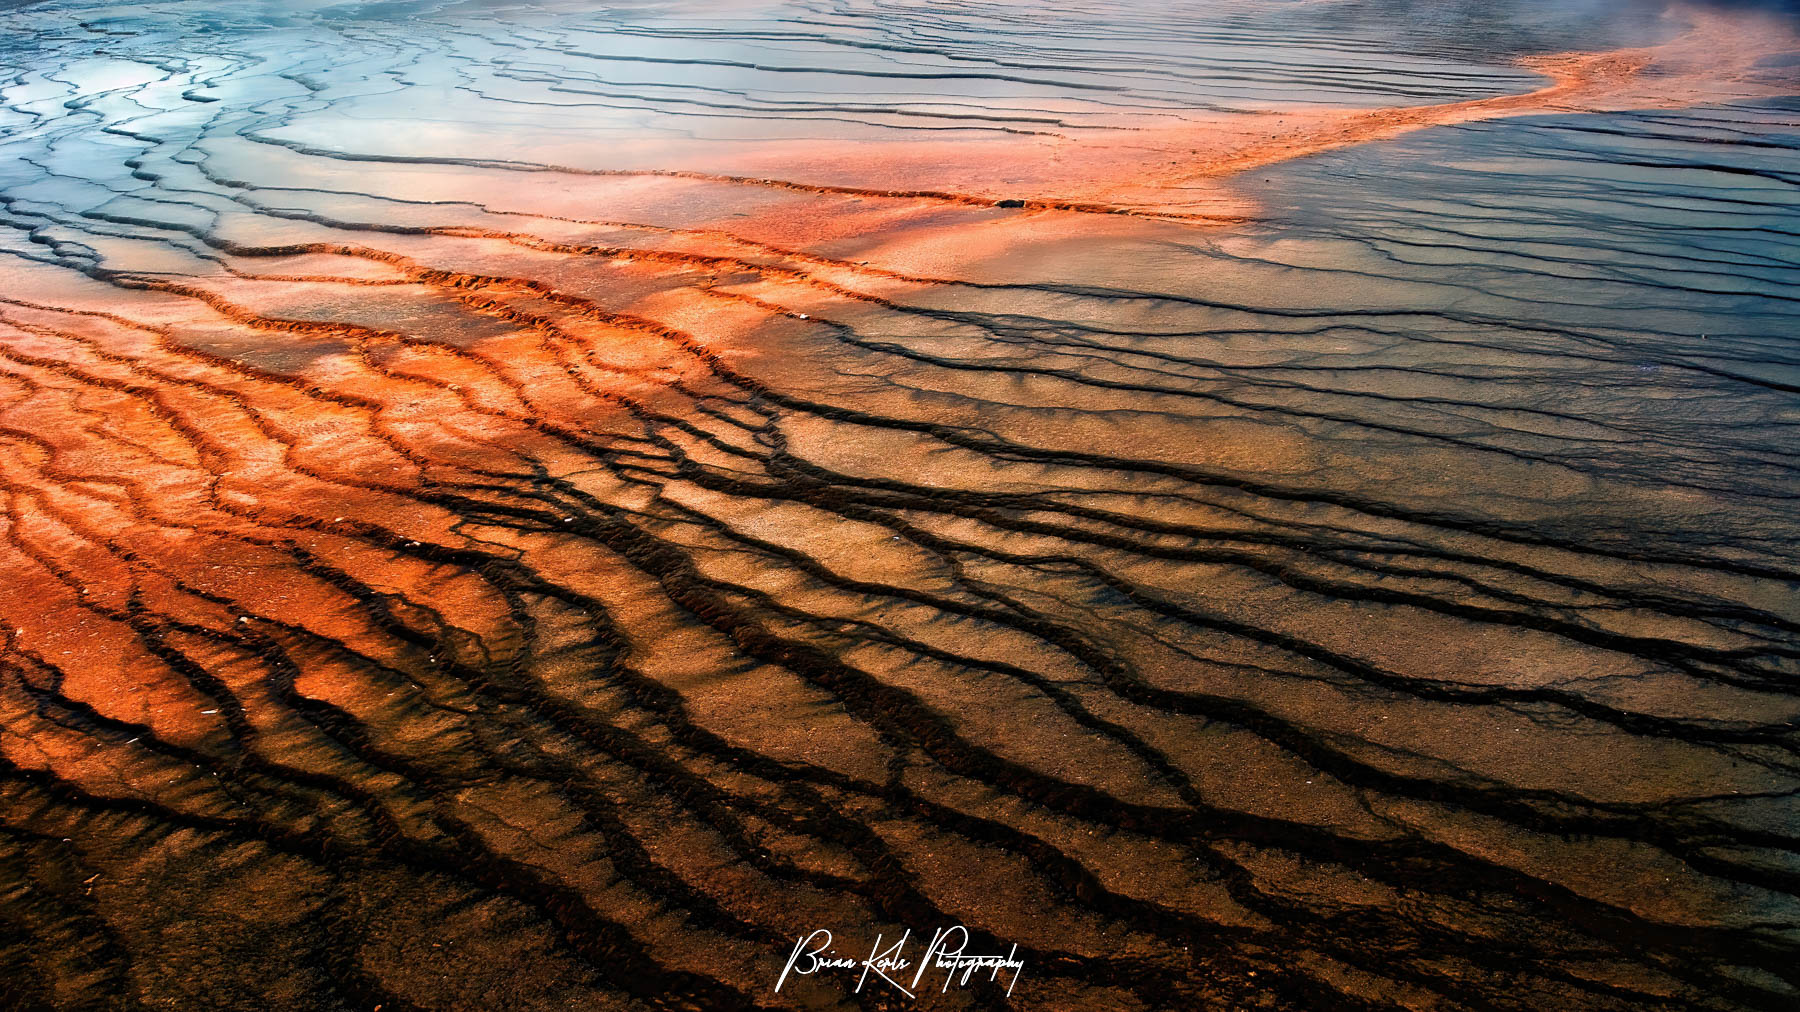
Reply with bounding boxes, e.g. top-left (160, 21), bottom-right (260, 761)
top-left (1, 2), bottom-right (1798, 1009)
